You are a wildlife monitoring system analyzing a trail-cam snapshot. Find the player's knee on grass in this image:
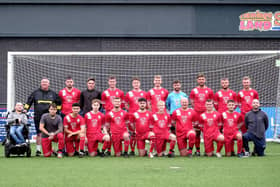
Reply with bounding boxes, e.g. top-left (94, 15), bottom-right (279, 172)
top-left (236, 133), bottom-right (242, 140)
top-left (169, 134), bottom-right (176, 141)
top-left (115, 152), bottom-right (122, 157)
top-left (148, 132), bottom-right (155, 138)
top-left (179, 149), bottom-right (188, 156)
top-left (89, 152), bottom-right (98, 157)
top-left (138, 149), bottom-right (146, 156)
top-left (207, 152), bottom-right (213, 157)
top-left (68, 152), bottom-right (75, 157)
top-left (103, 134), bottom-right (110, 141)
top-left (226, 152), bottom-right (231, 157)
top-left (217, 135), bottom-right (224, 142)
top-left (187, 130), bottom-right (196, 137)
top-left (123, 132), bottom-right (130, 141)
